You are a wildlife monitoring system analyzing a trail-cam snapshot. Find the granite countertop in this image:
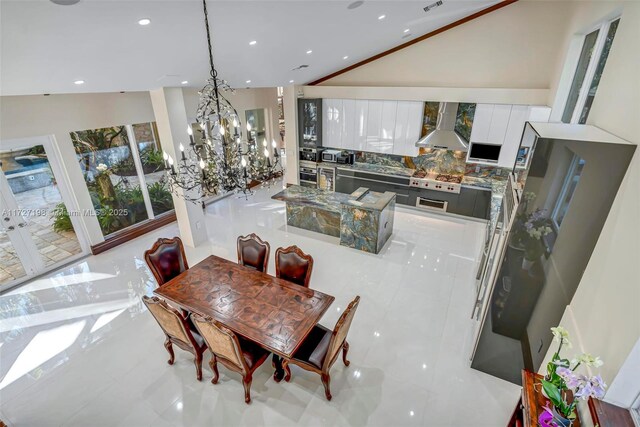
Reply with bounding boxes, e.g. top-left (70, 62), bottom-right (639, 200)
top-left (344, 188), bottom-right (396, 211)
top-left (272, 185), bottom-right (355, 214)
top-left (272, 185), bottom-right (395, 213)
